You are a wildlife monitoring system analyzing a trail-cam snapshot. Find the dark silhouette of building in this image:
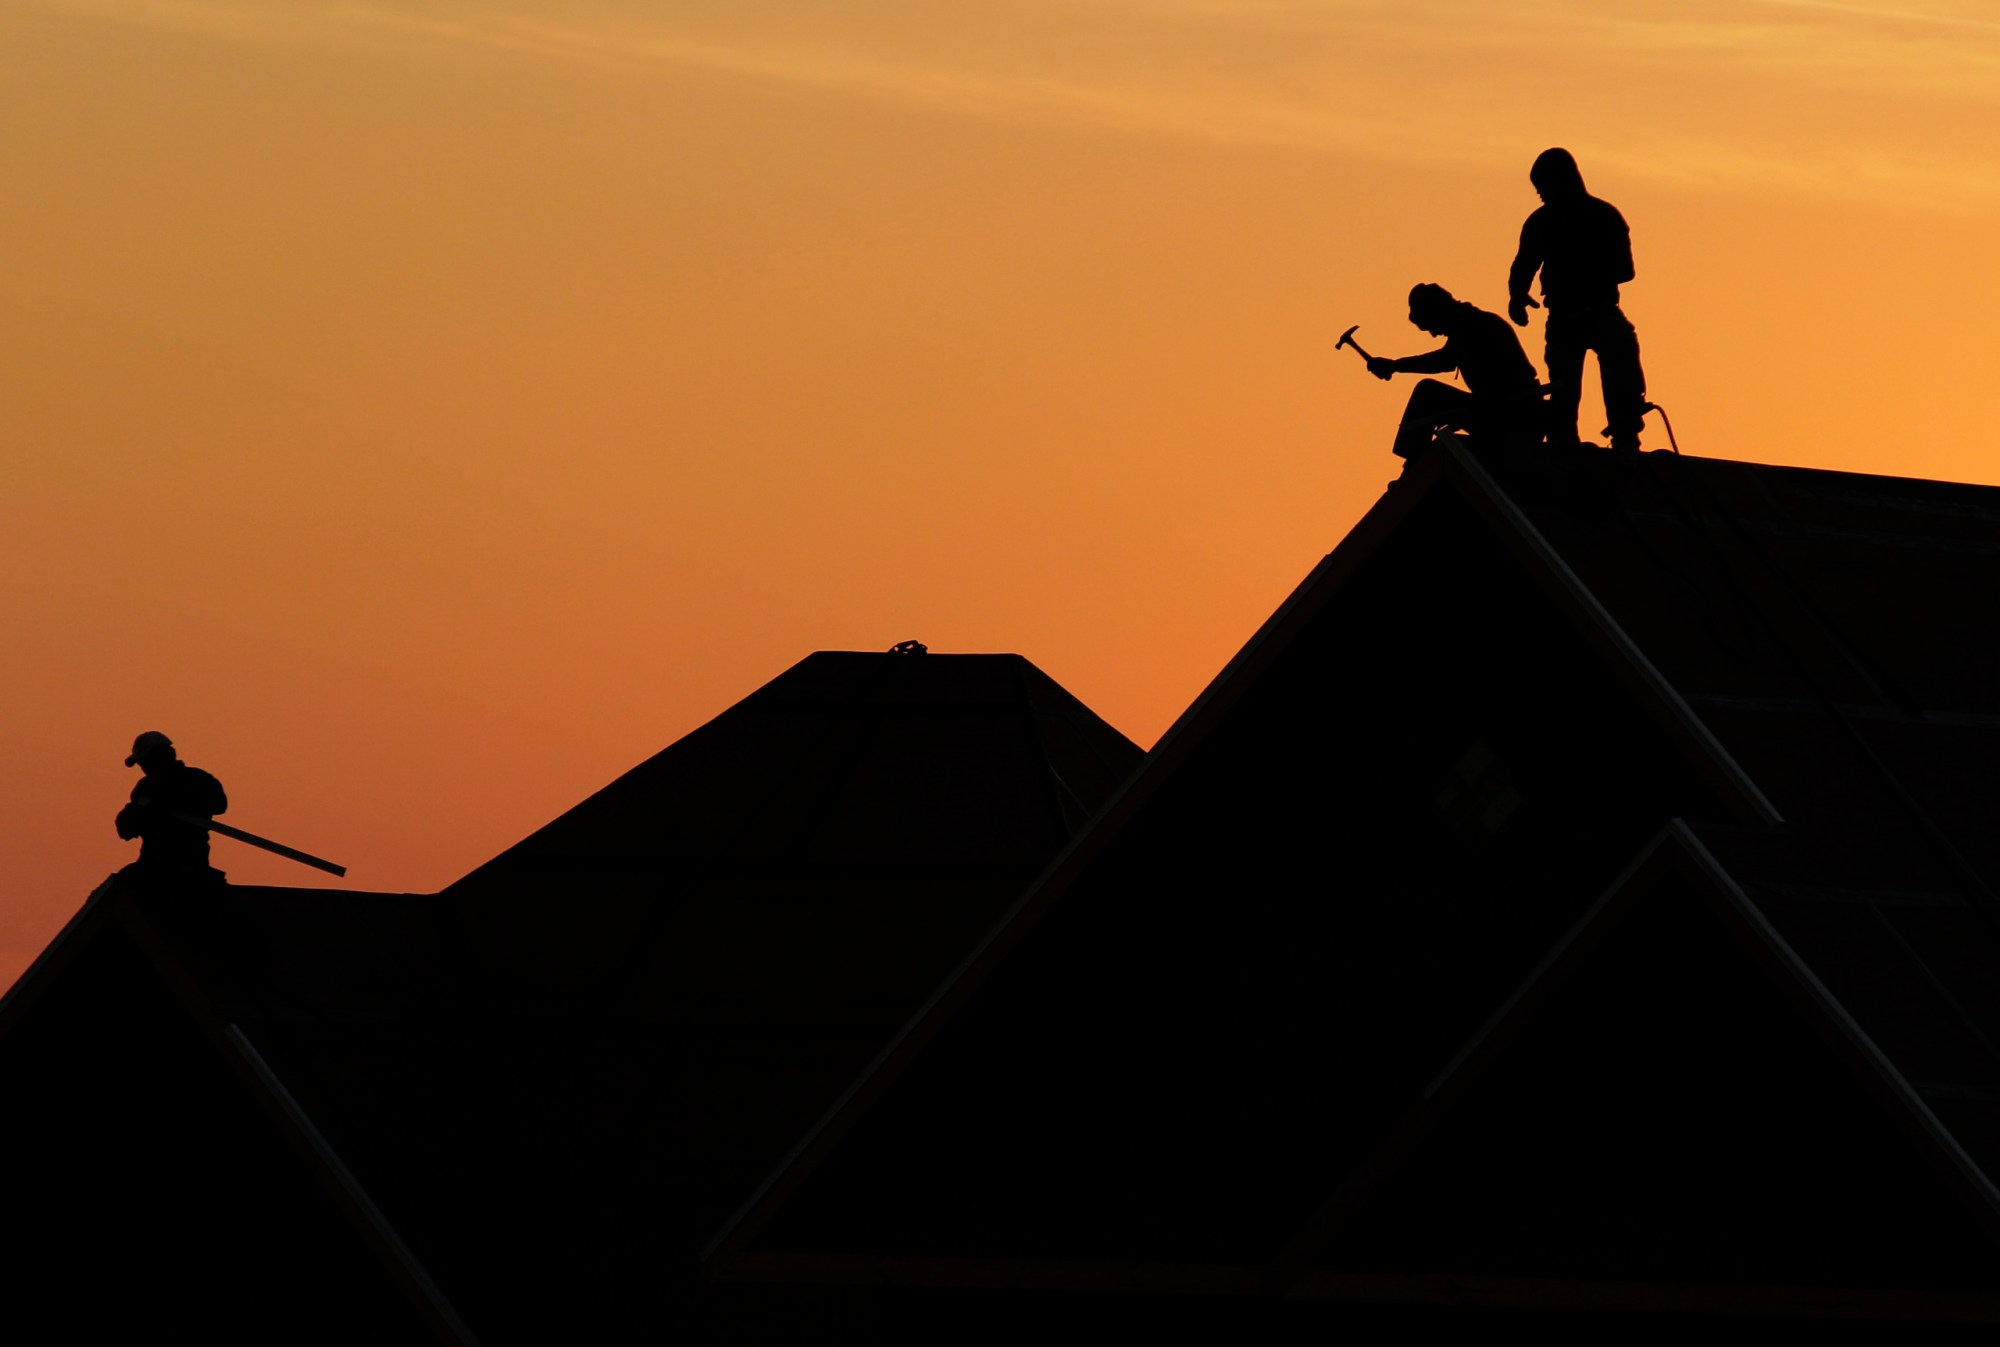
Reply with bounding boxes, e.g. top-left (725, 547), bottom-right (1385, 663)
top-left (16, 442), bottom-right (2000, 1340)
top-left (0, 651), bottom-right (1141, 1344)
top-left (708, 443), bottom-right (2000, 1338)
